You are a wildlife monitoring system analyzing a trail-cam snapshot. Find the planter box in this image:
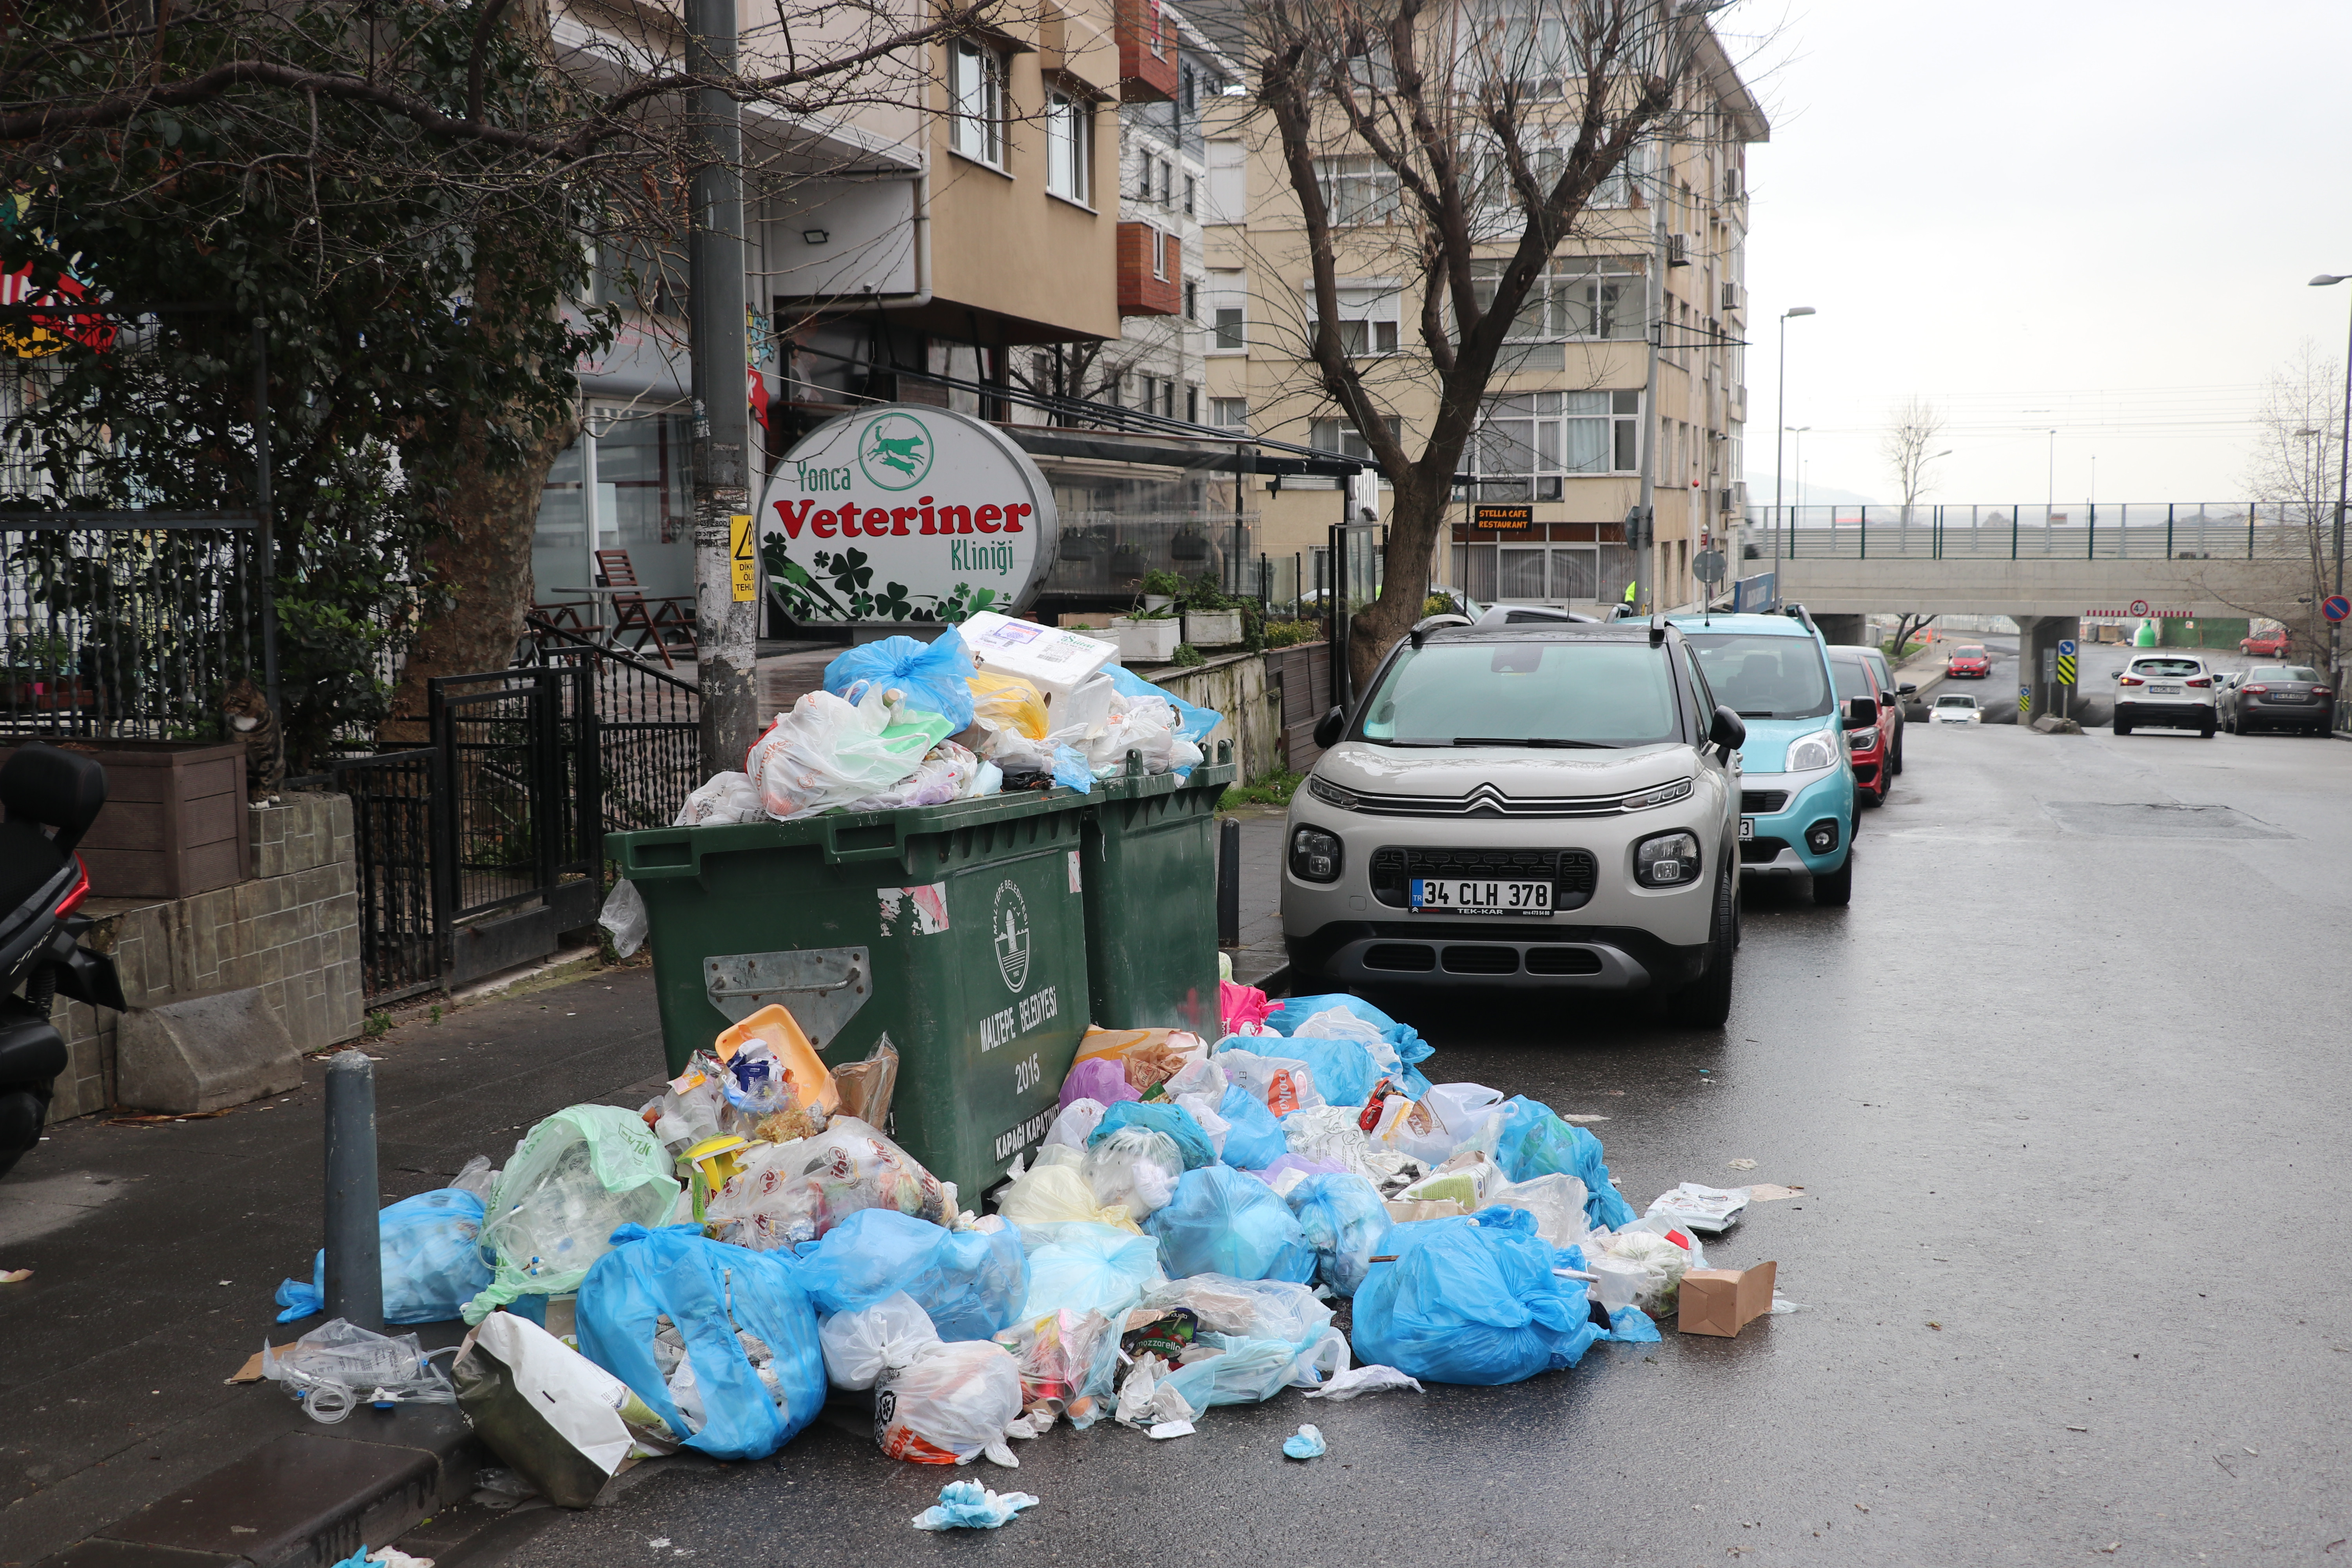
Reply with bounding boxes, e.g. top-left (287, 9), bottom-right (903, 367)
top-left (1183, 609), bottom-right (1245, 648)
top-left (0, 739), bottom-right (249, 899)
top-left (1111, 617), bottom-right (1182, 663)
